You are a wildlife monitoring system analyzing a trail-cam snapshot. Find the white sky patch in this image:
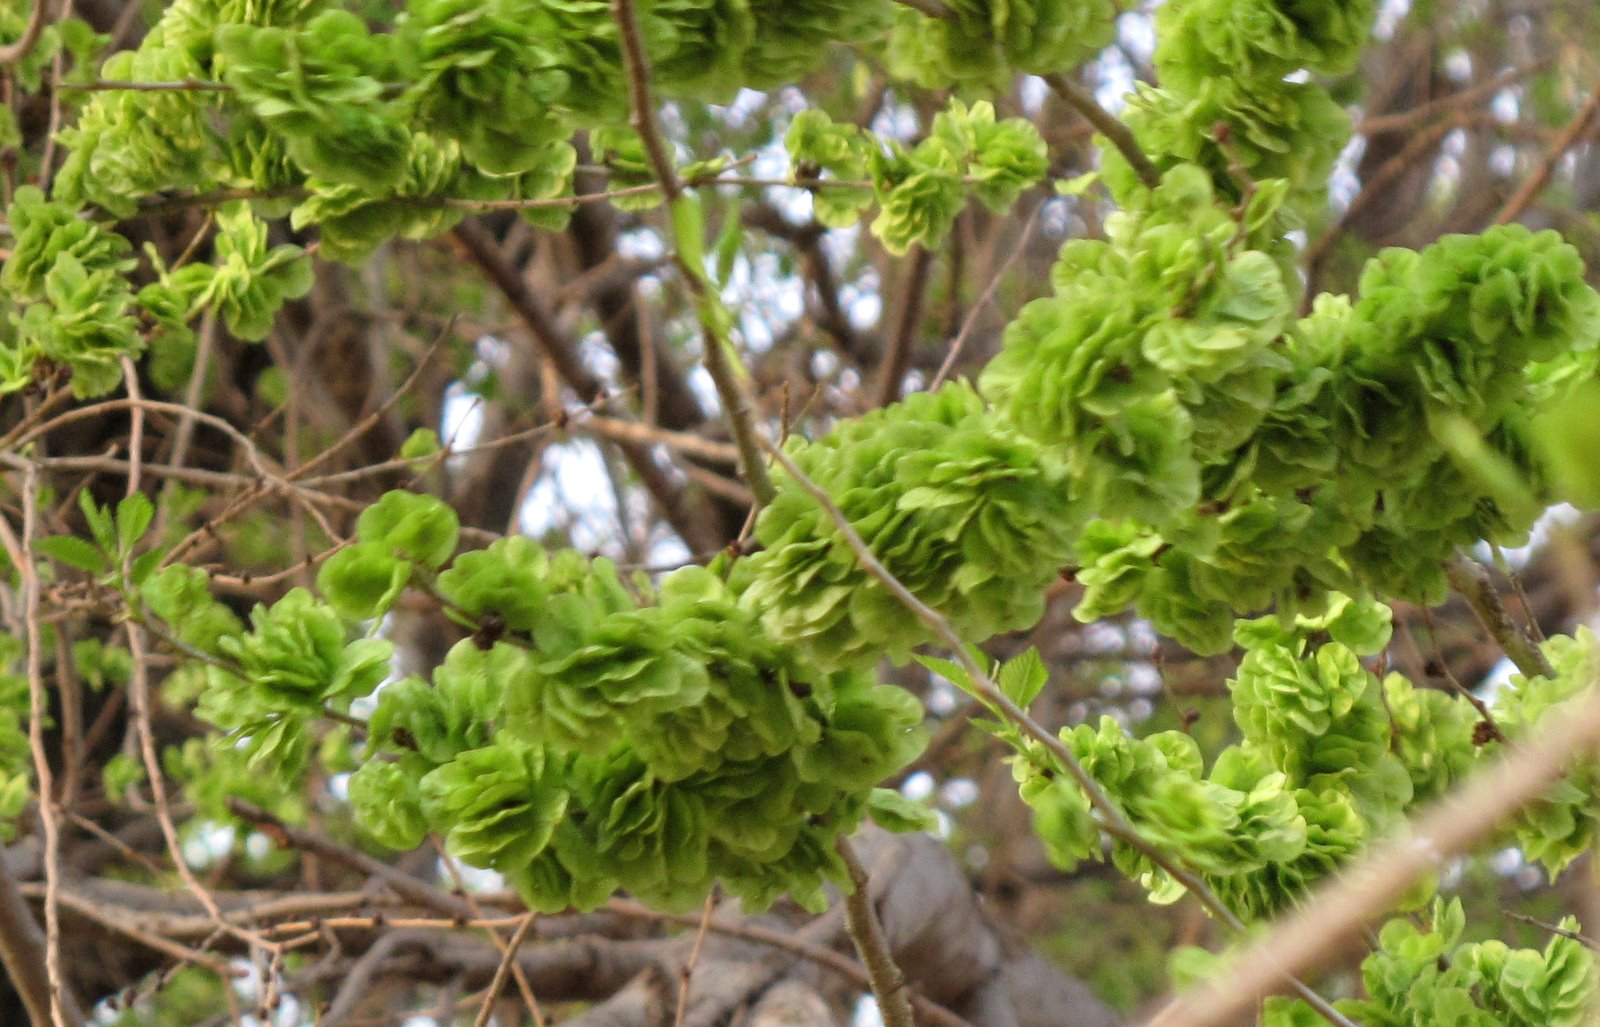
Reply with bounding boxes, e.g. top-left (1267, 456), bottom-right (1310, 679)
top-left (1095, 48), bottom-right (1135, 114)
top-left (519, 438), bottom-right (624, 554)
top-left (618, 225), bottom-right (667, 262)
top-left (1374, 0), bottom-right (1412, 40)
top-left (1117, 9), bottom-right (1157, 69)
top-left (1020, 75), bottom-right (1049, 116)
top-left (902, 771), bottom-right (935, 801)
top-left (1475, 656), bottom-right (1516, 704)
top-left (440, 381), bottom-right (485, 456)
top-left (1328, 135), bottom-right (1368, 214)
top-left (439, 858), bottom-right (504, 893)
top-left (941, 778), bottom-right (980, 808)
